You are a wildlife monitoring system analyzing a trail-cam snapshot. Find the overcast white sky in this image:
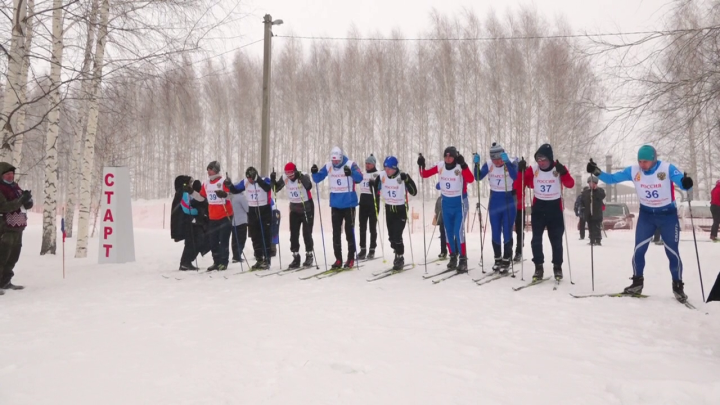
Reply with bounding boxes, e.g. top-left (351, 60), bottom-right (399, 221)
top-left (221, 0), bottom-right (674, 56)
